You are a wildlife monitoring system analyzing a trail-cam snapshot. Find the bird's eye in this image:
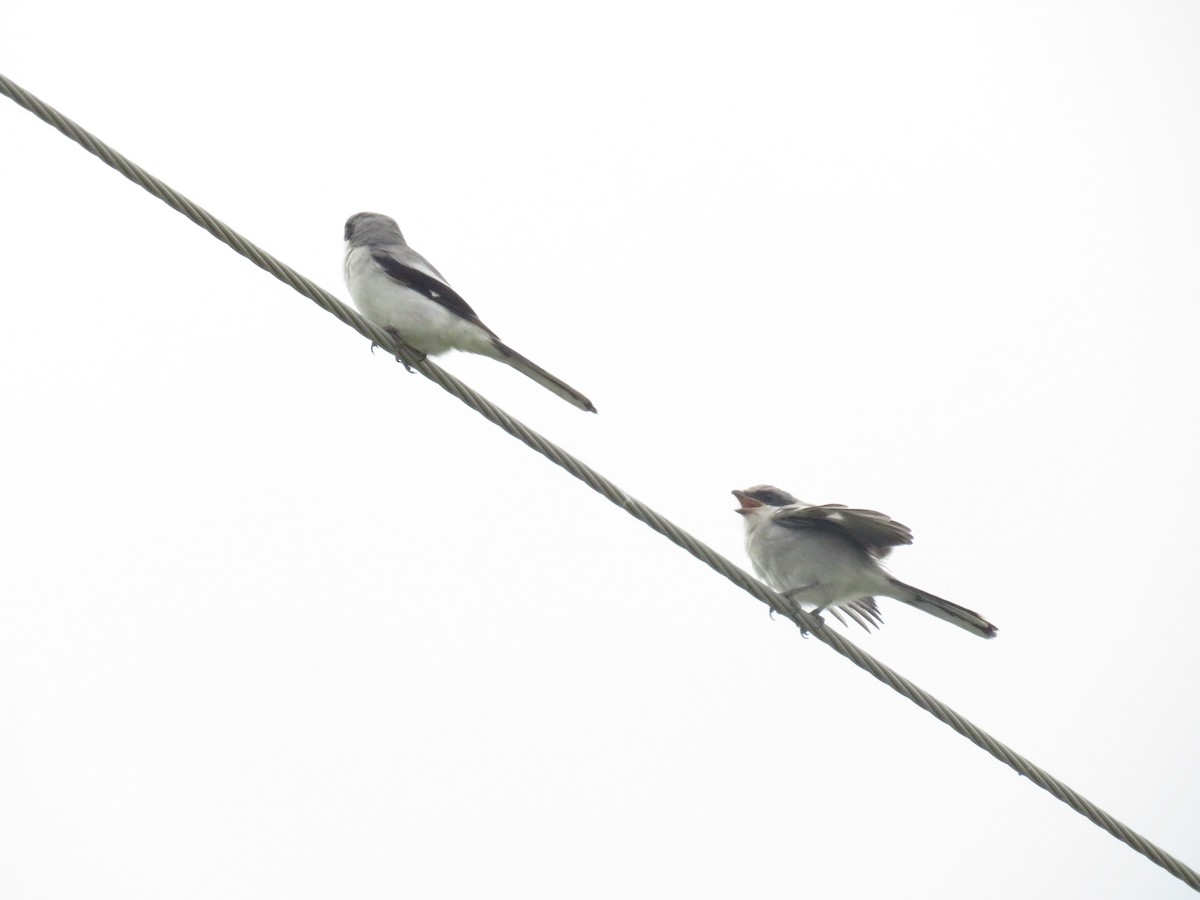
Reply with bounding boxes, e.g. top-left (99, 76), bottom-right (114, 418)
top-left (750, 489), bottom-right (794, 506)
